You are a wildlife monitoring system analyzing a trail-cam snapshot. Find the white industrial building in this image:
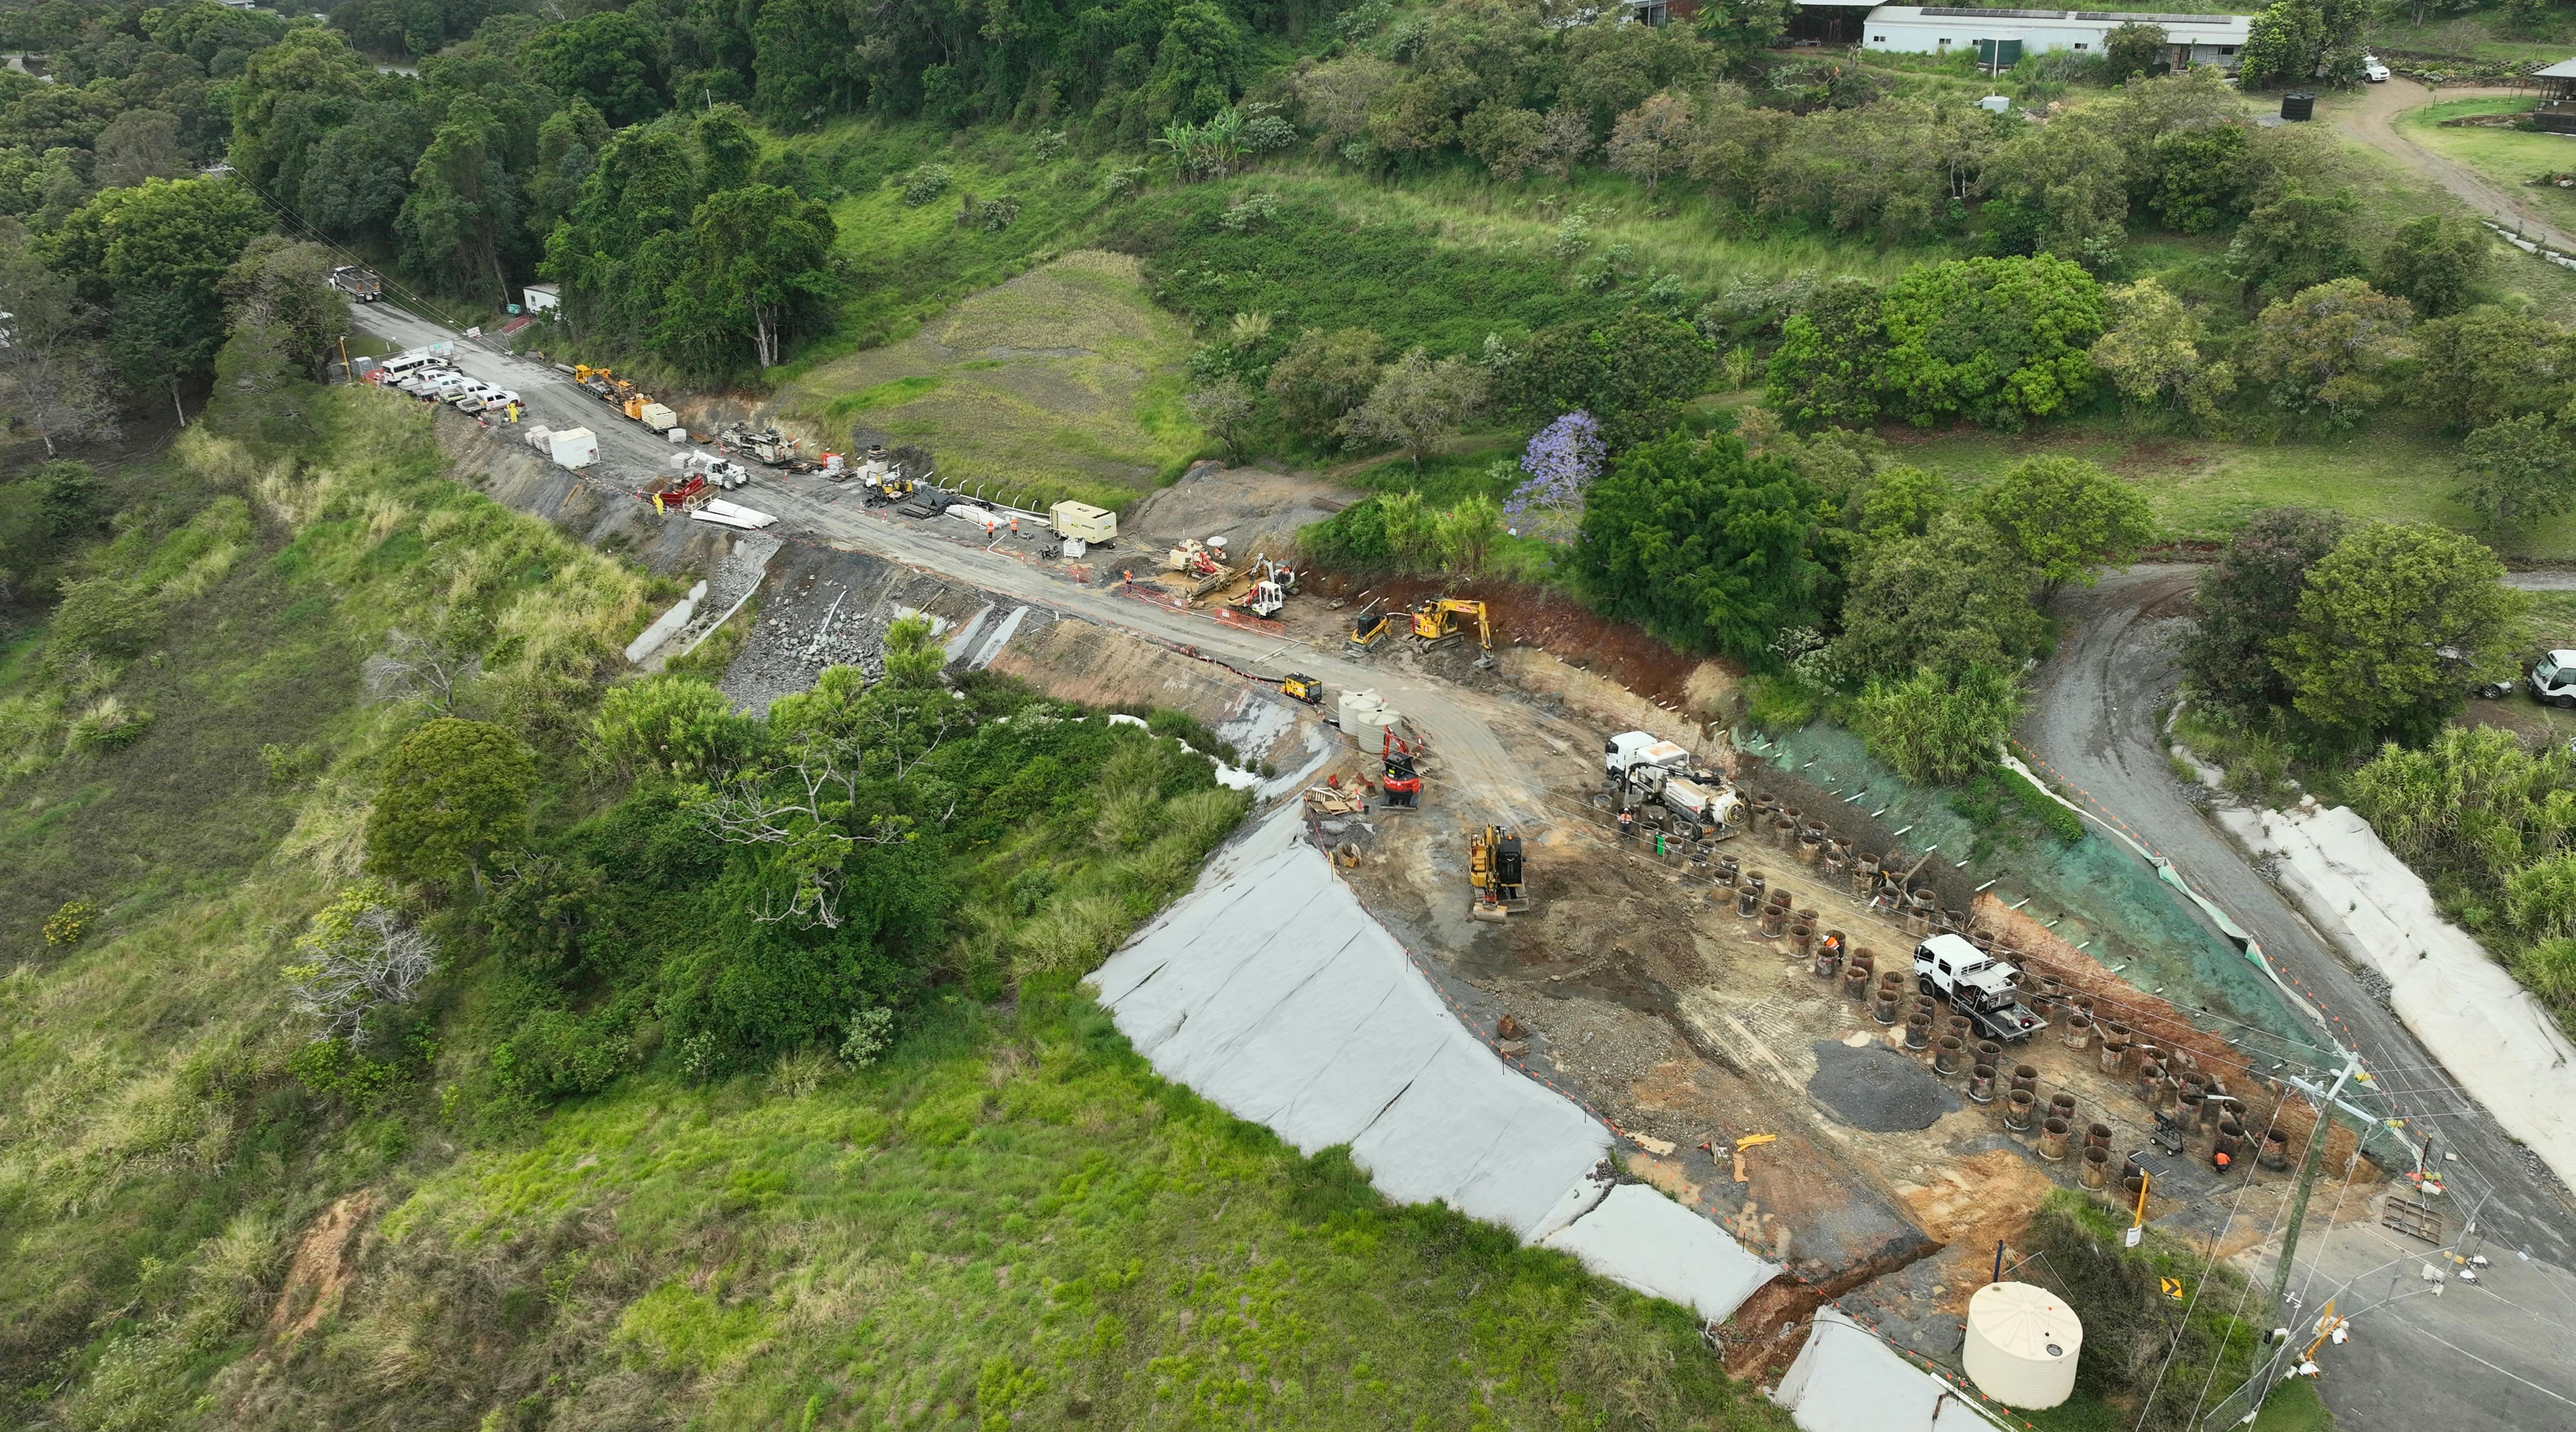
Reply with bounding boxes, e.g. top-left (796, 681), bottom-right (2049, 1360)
top-left (1853, 6), bottom-right (2251, 68)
